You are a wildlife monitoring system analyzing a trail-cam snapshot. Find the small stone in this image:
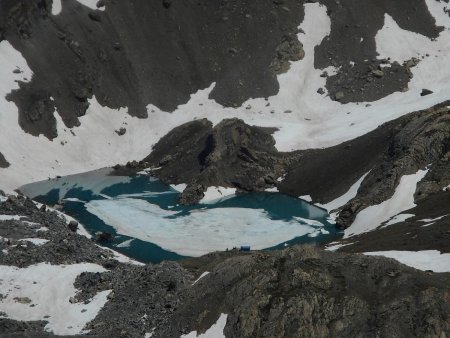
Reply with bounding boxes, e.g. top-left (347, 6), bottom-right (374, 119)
top-left (115, 127), bottom-right (126, 136)
top-left (420, 89), bottom-right (433, 96)
top-left (371, 69), bottom-right (384, 78)
top-left (317, 87), bottom-right (325, 95)
top-left (14, 297), bottom-right (32, 304)
top-left (68, 220), bottom-right (78, 232)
